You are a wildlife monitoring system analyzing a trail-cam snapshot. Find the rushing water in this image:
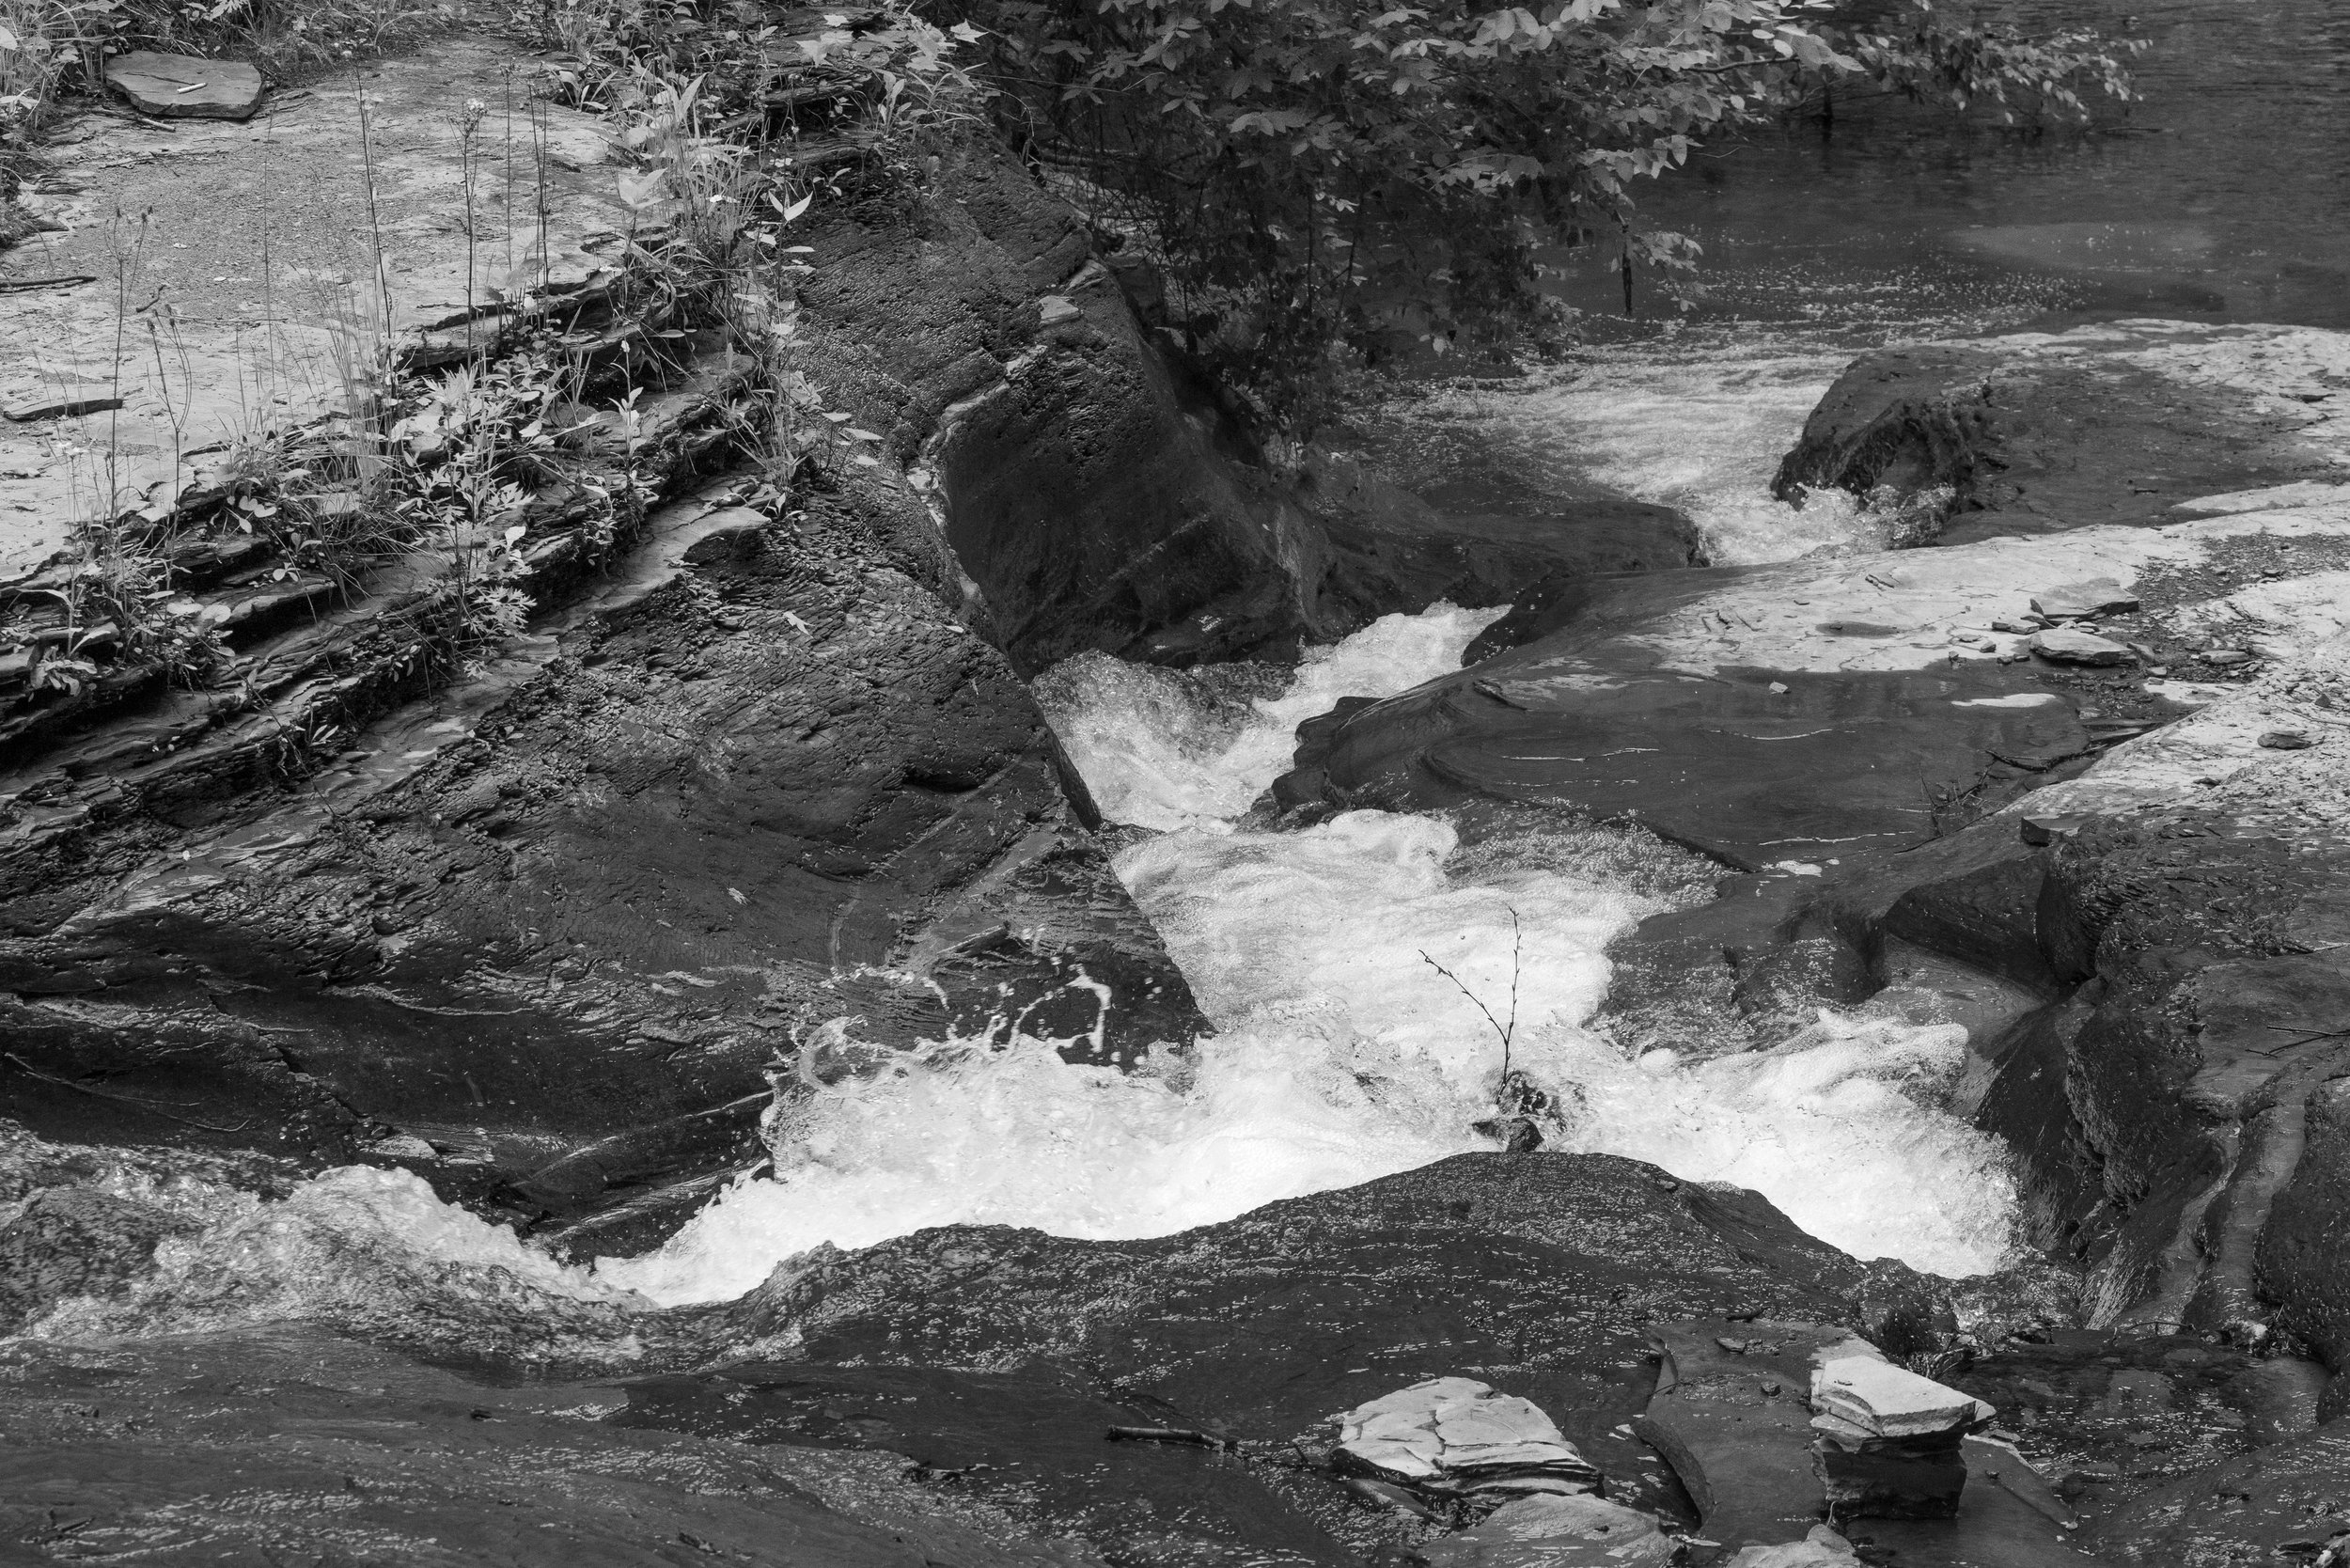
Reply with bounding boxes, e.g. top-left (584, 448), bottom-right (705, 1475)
top-left (603, 603), bottom-right (2020, 1307)
top-left (36, 0), bottom-right (2344, 1341)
